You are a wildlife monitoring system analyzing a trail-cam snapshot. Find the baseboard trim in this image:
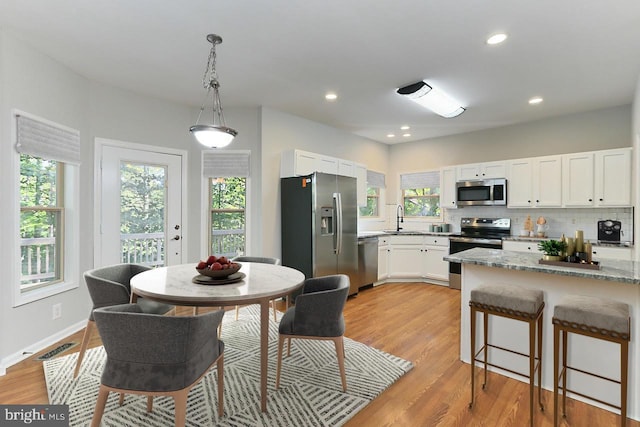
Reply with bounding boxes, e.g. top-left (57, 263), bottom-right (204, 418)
top-left (0, 319), bottom-right (86, 376)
